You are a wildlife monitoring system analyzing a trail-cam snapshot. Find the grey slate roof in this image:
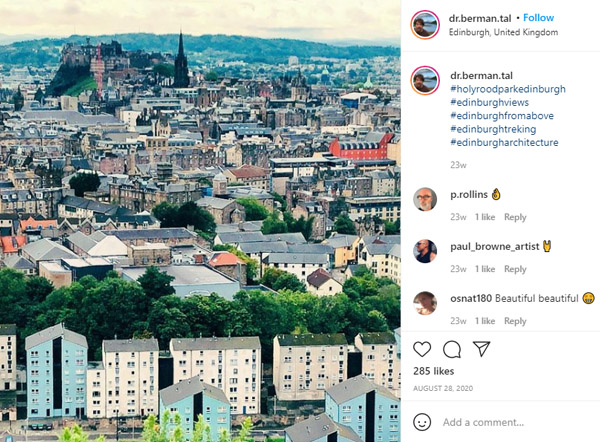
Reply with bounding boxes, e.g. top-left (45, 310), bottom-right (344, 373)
top-left (357, 331), bottom-right (396, 345)
top-left (363, 131), bottom-right (387, 143)
top-left (263, 232), bottom-right (306, 244)
top-left (285, 413), bottom-right (361, 442)
top-left (217, 231), bottom-right (265, 244)
top-left (0, 324), bottom-right (16, 336)
top-left (122, 265), bottom-right (236, 287)
top-left (22, 239), bottom-right (78, 262)
top-left (3, 255), bottom-right (35, 270)
top-left (160, 375), bottom-right (229, 406)
top-left (171, 336), bottom-right (261, 351)
top-left (324, 233), bottom-right (358, 249)
top-left (90, 231), bottom-right (107, 241)
top-left (276, 333), bottom-right (347, 347)
top-left (67, 231), bottom-right (98, 252)
top-left (103, 338), bottom-right (159, 353)
top-left (362, 234), bottom-right (401, 245)
top-left (287, 244), bottom-right (333, 255)
top-left (60, 195), bottom-right (123, 216)
top-left (22, 110), bottom-right (121, 126)
top-left (104, 228), bottom-right (196, 240)
top-left (326, 375), bottom-right (398, 404)
top-left (196, 196), bottom-right (235, 210)
top-left (238, 241), bottom-right (289, 254)
top-left (267, 253), bottom-right (328, 265)
top-left (389, 243), bottom-right (400, 258)
top-left (227, 187), bottom-right (273, 200)
top-left (364, 242), bottom-right (395, 256)
top-left (25, 323), bottom-right (88, 350)
top-left (215, 221), bottom-right (262, 234)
